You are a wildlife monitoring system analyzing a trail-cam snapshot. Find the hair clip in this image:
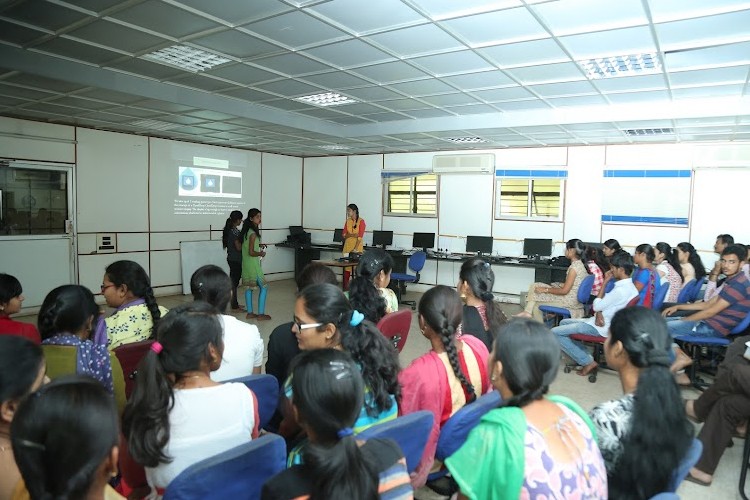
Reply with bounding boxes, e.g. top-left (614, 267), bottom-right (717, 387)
top-left (328, 360), bottom-right (353, 380)
top-left (337, 427), bottom-right (354, 439)
top-left (151, 341), bottom-right (163, 354)
top-left (350, 310), bottom-right (364, 327)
